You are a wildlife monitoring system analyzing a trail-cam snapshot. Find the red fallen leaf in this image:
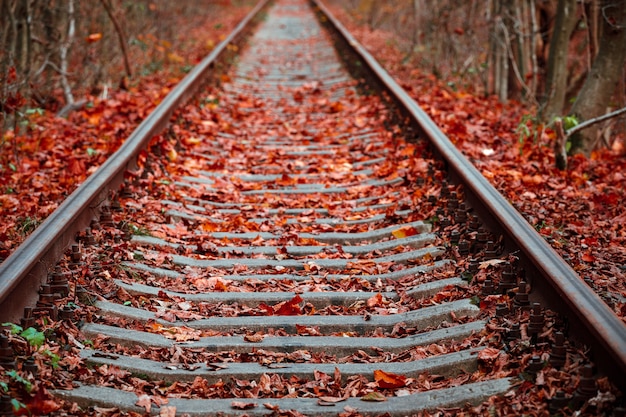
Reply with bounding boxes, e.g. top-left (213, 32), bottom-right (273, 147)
top-left (274, 294), bottom-right (303, 315)
top-left (477, 347), bottom-right (501, 362)
top-left (373, 369), bottom-right (407, 388)
top-left (366, 293), bottom-right (384, 308)
top-left (14, 387), bottom-right (60, 416)
top-left (258, 303), bottom-right (274, 316)
top-left (67, 157), bottom-right (85, 176)
top-left (231, 401), bottom-right (257, 409)
top-left (361, 391), bottom-right (387, 401)
top-left (391, 226), bottom-right (417, 239)
top-left (581, 252), bottom-right (595, 262)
